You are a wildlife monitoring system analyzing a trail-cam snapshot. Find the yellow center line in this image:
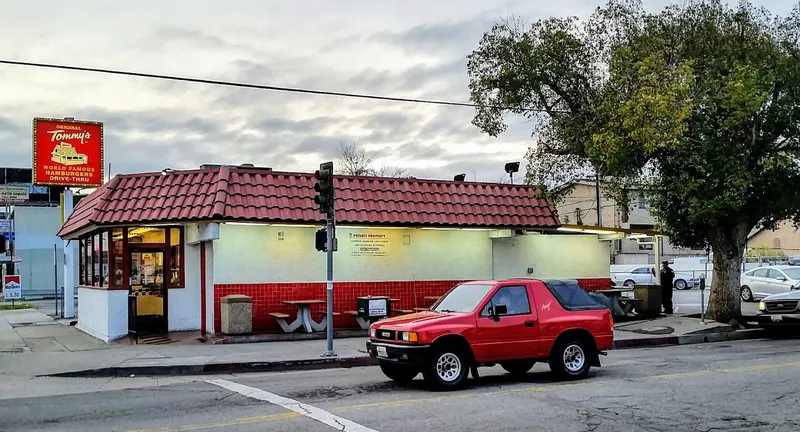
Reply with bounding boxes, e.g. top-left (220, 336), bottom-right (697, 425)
top-left (124, 360), bottom-right (800, 432)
